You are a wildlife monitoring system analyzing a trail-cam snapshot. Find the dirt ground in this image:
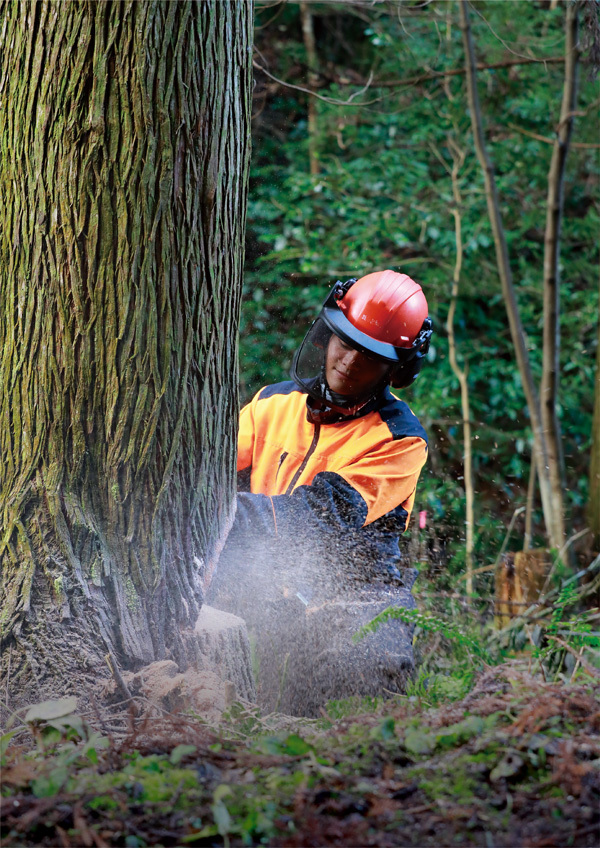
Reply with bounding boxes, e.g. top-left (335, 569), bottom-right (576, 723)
top-left (1, 661), bottom-right (599, 847)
